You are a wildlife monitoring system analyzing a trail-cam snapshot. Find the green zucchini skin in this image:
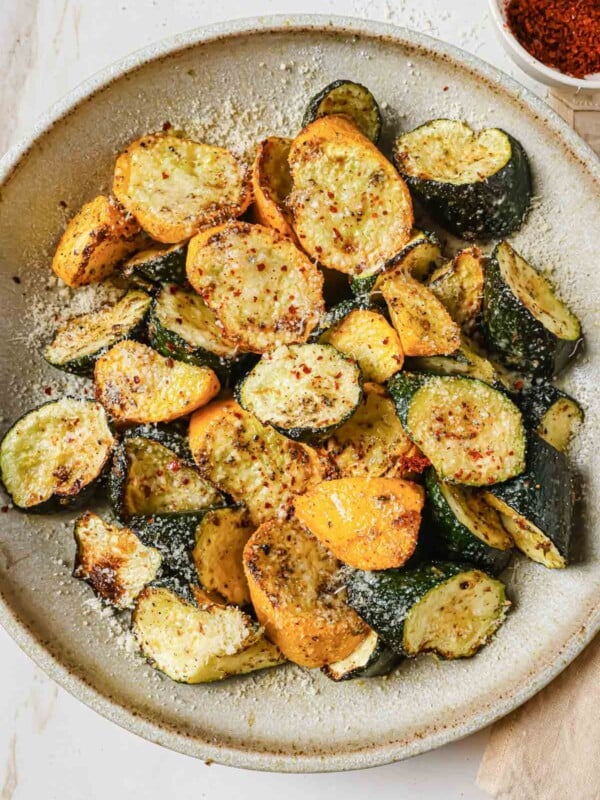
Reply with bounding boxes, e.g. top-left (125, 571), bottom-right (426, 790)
top-left (309, 298), bottom-right (364, 342)
top-left (321, 632), bottom-right (401, 681)
top-left (124, 244), bottom-right (187, 284)
top-left (405, 336), bottom-right (501, 387)
top-left (483, 243), bottom-right (583, 377)
top-left (486, 434), bottom-right (573, 565)
top-left (518, 381), bottom-right (584, 452)
top-left (425, 469), bottom-right (512, 575)
top-left (346, 561), bottom-right (505, 657)
top-left (394, 123), bottom-right (531, 240)
top-left (302, 79), bottom-right (382, 142)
